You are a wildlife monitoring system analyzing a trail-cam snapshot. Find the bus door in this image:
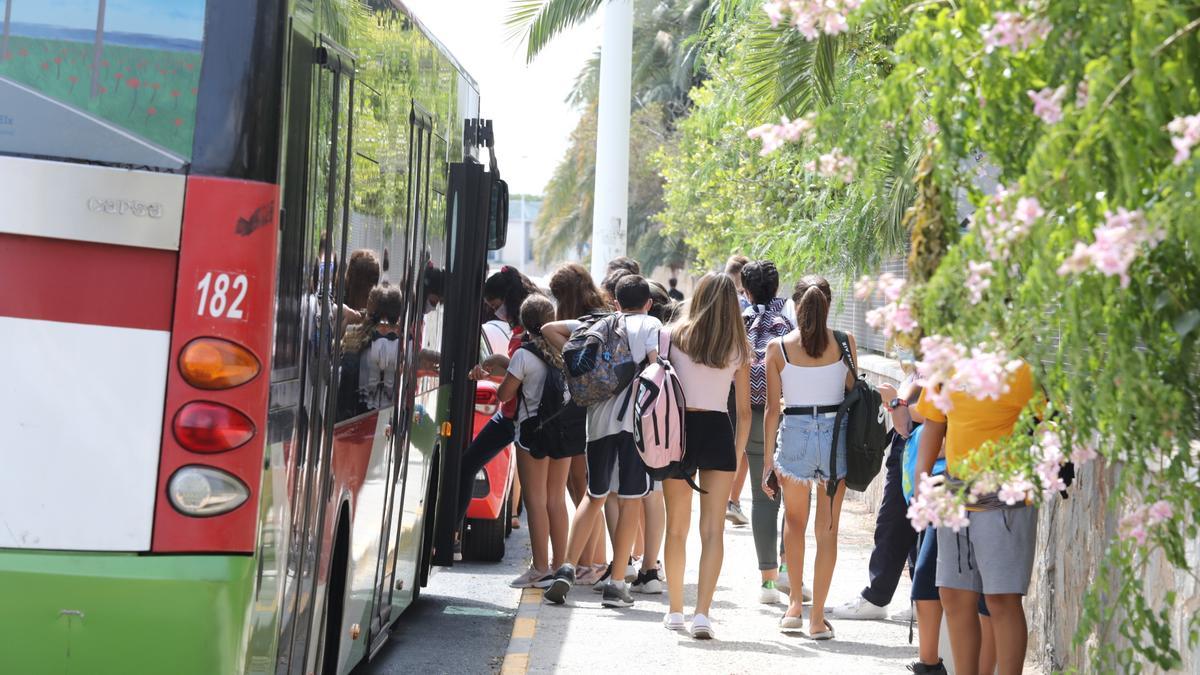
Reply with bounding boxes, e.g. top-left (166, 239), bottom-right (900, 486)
top-left (371, 102), bottom-right (435, 632)
top-left (276, 34), bottom-right (356, 675)
top-left (431, 133), bottom-right (507, 567)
